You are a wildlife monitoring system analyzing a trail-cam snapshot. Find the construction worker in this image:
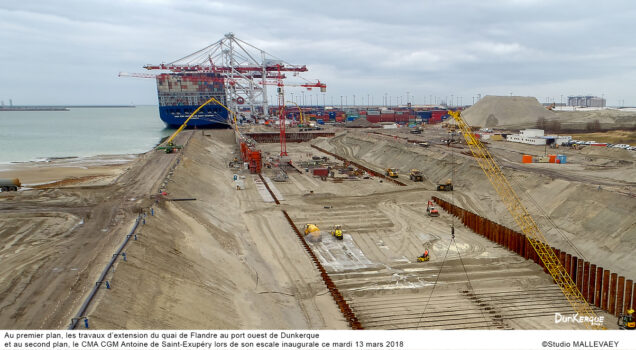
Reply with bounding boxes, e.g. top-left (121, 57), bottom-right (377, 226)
top-left (618, 309), bottom-right (635, 330)
top-left (423, 249), bottom-right (429, 259)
